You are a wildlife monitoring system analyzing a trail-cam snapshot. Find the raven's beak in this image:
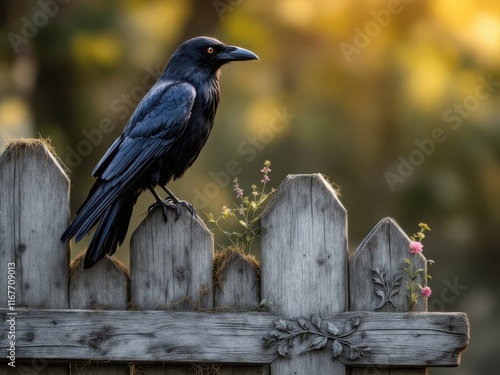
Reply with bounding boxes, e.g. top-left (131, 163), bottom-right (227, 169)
top-left (218, 45), bottom-right (259, 62)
